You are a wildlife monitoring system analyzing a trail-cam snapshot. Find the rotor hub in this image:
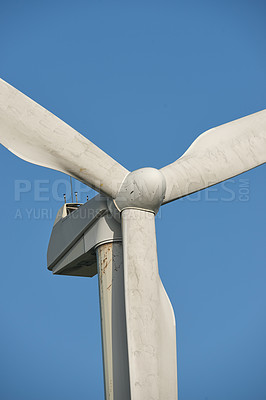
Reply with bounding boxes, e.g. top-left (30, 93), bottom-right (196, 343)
top-left (111, 167), bottom-right (166, 215)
